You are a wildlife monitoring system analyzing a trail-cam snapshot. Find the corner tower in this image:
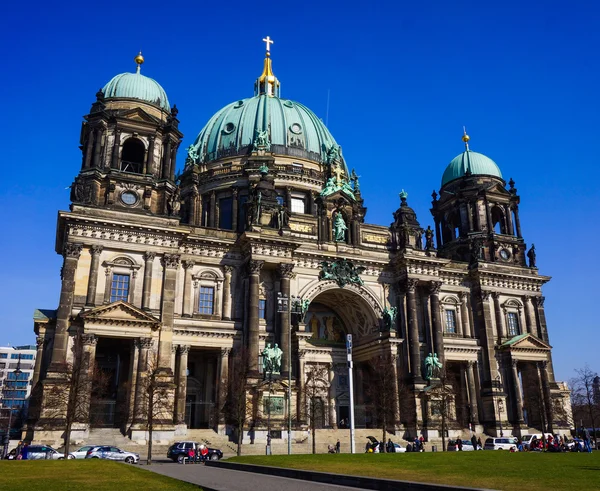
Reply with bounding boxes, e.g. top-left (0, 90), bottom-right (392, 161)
top-left (430, 131), bottom-right (525, 266)
top-left (71, 53), bottom-right (183, 216)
